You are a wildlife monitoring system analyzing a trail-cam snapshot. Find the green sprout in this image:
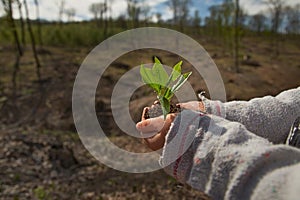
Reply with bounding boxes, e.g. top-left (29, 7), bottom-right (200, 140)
top-left (140, 57), bottom-right (192, 119)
